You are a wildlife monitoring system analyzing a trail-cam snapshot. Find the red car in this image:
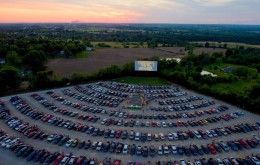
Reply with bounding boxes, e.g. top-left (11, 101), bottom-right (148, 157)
top-left (238, 139), bottom-right (250, 149)
top-left (207, 144), bottom-right (217, 154)
top-left (113, 160), bottom-right (121, 165)
top-left (53, 153), bottom-right (64, 165)
top-left (75, 156), bottom-right (86, 165)
top-left (115, 130), bottom-right (122, 138)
